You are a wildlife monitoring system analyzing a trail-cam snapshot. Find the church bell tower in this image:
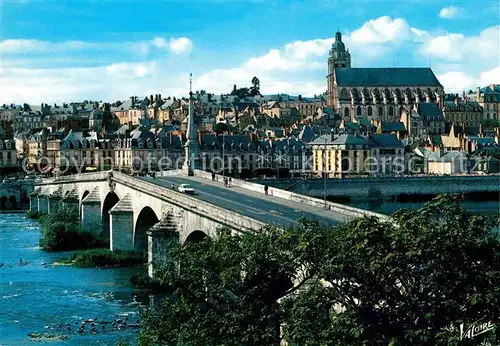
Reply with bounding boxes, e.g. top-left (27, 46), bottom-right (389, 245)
top-left (327, 31), bottom-right (351, 107)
